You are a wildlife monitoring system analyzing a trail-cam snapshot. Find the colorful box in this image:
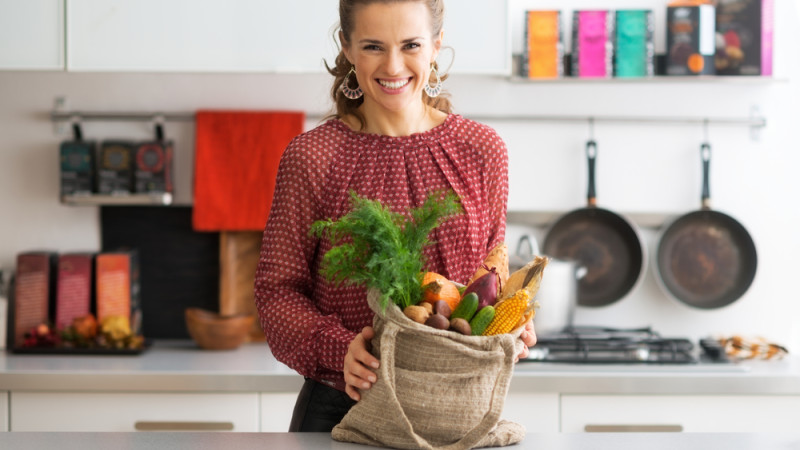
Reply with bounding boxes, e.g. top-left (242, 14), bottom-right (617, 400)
top-left (666, 4), bottom-right (717, 75)
top-left (96, 250), bottom-right (141, 335)
top-left (614, 10), bottom-right (655, 78)
top-left (60, 141), bottom-right (96, 197)
top-left (523, 10), bottom-right (564, 79)
top-left (97, 141), bottom-right (135, 195)
top-left (713, 0), bottom-right (773, 75)
top-left (571, 10), bottom-right (614, 78)
top-left (134, 140), bottom-right (174, 194)
top-left (55, 253), bottom-right (94, 330)
top-left (13, 252), bottom-right (57, 346)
